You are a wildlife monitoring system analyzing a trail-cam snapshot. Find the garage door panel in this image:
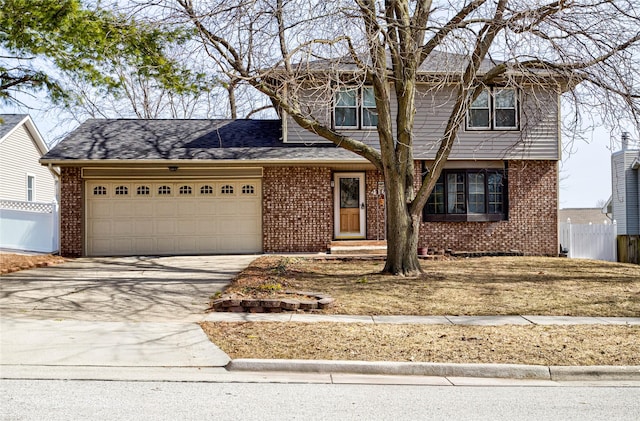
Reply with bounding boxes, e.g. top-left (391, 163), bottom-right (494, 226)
top-left (155, 220), bottom-right (176, 235)
top-left (155, 202), bottom-right (177, 217)
top-left (112, 238), bottom-right (133, 254)
top-left (89, 203), bottom-right (113, 219)
top-left (86, 179), bottom-right (262, 256)
top-left (113, 220), bottom-right (134, 235)
top-left (113, 202), bottom-right (135, 216)
top-left (134, 202), bottom-right (154, 216)
top-left (177, 220), bottom-right (198, 235)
